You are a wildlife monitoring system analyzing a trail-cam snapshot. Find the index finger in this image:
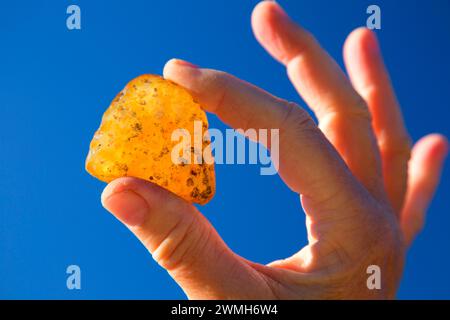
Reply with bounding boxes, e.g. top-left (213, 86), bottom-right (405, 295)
top-left (163, 59), bottom-right (360, 212)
